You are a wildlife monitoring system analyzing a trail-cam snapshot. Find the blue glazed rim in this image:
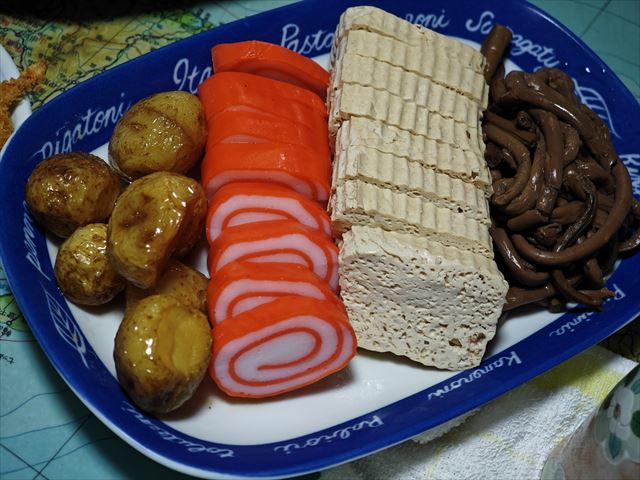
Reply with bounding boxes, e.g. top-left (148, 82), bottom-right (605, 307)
top-left (0, 0), bottom-right (638, 478)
